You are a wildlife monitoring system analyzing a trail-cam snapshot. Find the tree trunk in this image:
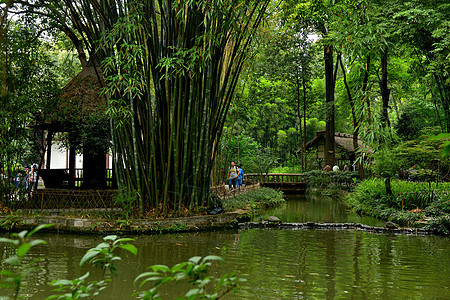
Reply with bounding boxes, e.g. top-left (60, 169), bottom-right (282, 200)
top-left (338, 54), bottom-right (365, 179)
top-left (302, 71), bottom-right (308, 170)
top-left (433, 74), bottom-right (450, 133)
top-left (380, 46), bottom-right (390, 127)
top-left (385, 177), bottom-right (392, 196)
top-left (0, 0), bottom-right (14, 96)
top-left (296, 69), bottom-right (304, 170)
top-left (363, 54), bottom-right (371, 125)
top-left (324, 44), bottom-right (335, 166)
